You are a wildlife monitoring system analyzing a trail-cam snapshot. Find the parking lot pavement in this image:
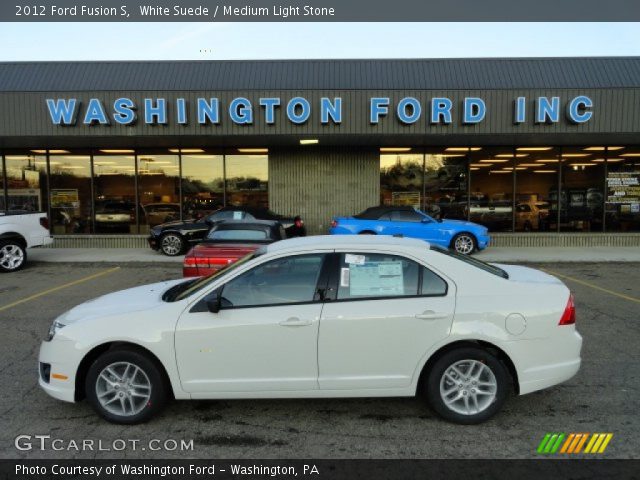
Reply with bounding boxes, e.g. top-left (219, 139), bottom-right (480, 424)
top-left (0, 261), bottom-right (638, 459)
